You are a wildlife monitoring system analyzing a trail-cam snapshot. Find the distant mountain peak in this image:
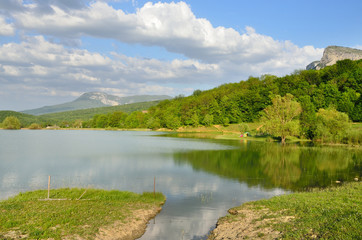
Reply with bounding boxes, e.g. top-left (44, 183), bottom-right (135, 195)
top-left (22, 92), bottom-right (171, 115)
top-left (307, 46), bottom-right (362, 70)
top-left (78, 92), bottom-right (121, 106)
